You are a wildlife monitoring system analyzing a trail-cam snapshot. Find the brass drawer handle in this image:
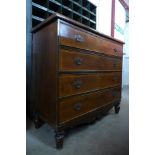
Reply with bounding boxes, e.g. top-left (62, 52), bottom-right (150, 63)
top-left (75, 34), bottom-right (84, 42)
top-left (114, 48), bottom-right (118, 53)
top-left (73, 103), bottom-right (82, 111)
top-left (74, 57), bottom-right (83, 65)
top-left (72, 79), bottom-right (82, 89)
